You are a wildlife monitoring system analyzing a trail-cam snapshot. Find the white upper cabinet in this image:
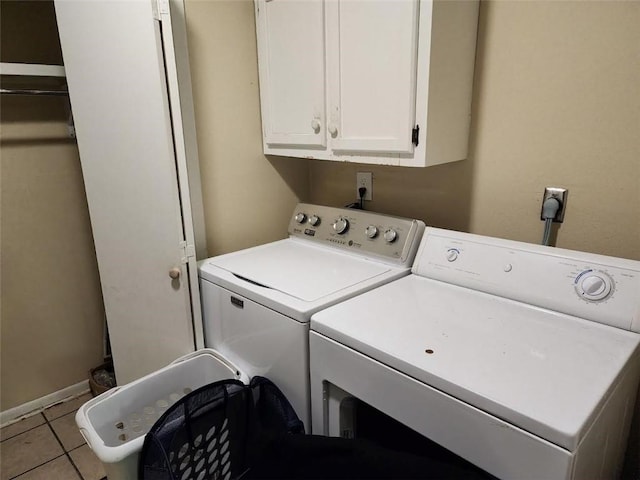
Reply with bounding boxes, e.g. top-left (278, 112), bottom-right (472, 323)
top-left (254, 0), bottom-right (479, 167)
top-left (326, 0), bottom-right (419, 155)
top-left (255, 0), bottom-right (326, 148)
